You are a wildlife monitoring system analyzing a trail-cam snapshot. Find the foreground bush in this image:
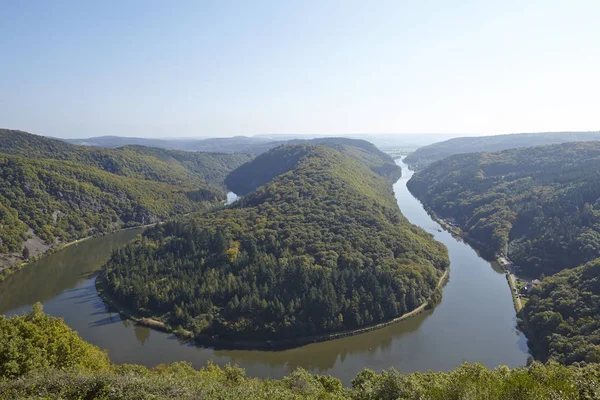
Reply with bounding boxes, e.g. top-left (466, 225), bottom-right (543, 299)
top-left (3, 361), bottom-right (600, 400)
top-left (2, 306), bottom-right (600, 399)
top-left (0, 303), bottom-right (110, 378)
